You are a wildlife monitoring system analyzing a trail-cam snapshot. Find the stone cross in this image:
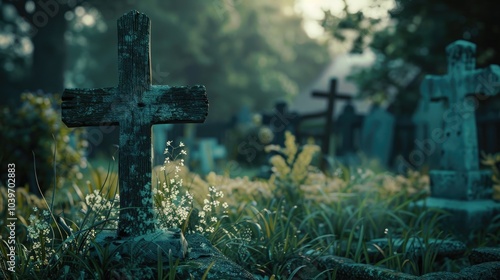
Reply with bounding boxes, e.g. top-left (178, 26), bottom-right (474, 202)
top-left (62, 11), bottom-right (208, 236)
top-left (420, 40), bottom-right (500, 200)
